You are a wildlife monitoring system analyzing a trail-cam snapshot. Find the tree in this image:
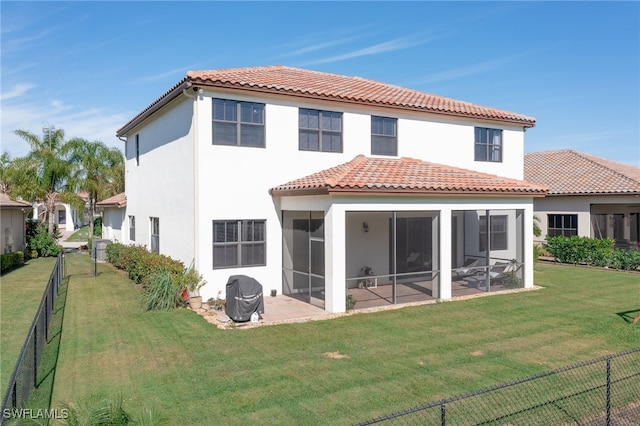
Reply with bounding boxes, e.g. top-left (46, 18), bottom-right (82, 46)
top-left (65, 138), bottom-right (125, 238)
top-left (9, 128), bottom-right (79, 235)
